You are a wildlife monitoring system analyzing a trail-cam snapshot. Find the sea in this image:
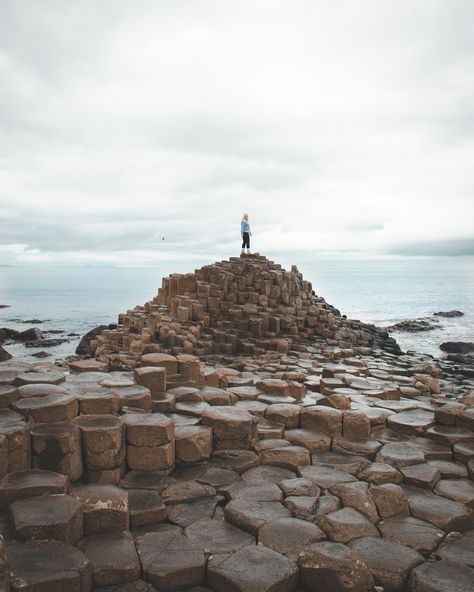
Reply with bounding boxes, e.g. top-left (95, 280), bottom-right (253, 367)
top-left (0, 256), bottom-right (473, 363)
